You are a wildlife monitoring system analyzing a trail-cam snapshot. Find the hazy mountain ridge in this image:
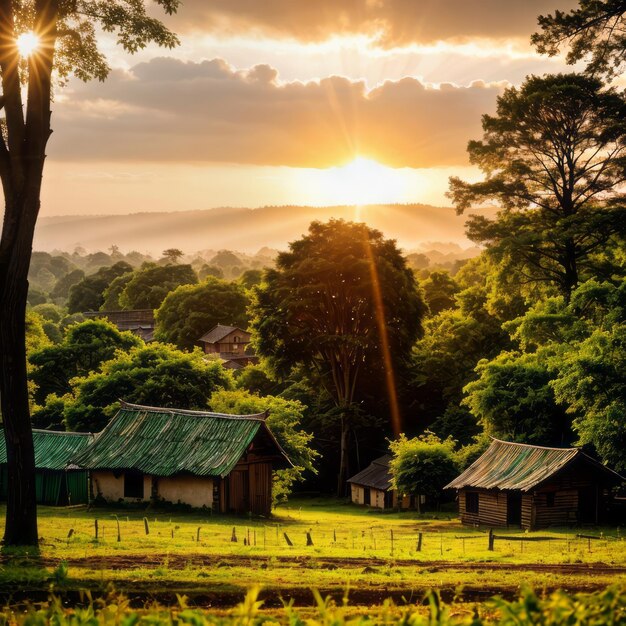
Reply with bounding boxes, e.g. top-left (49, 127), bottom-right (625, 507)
top-left (35, 203), bottom-right (491, 255)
